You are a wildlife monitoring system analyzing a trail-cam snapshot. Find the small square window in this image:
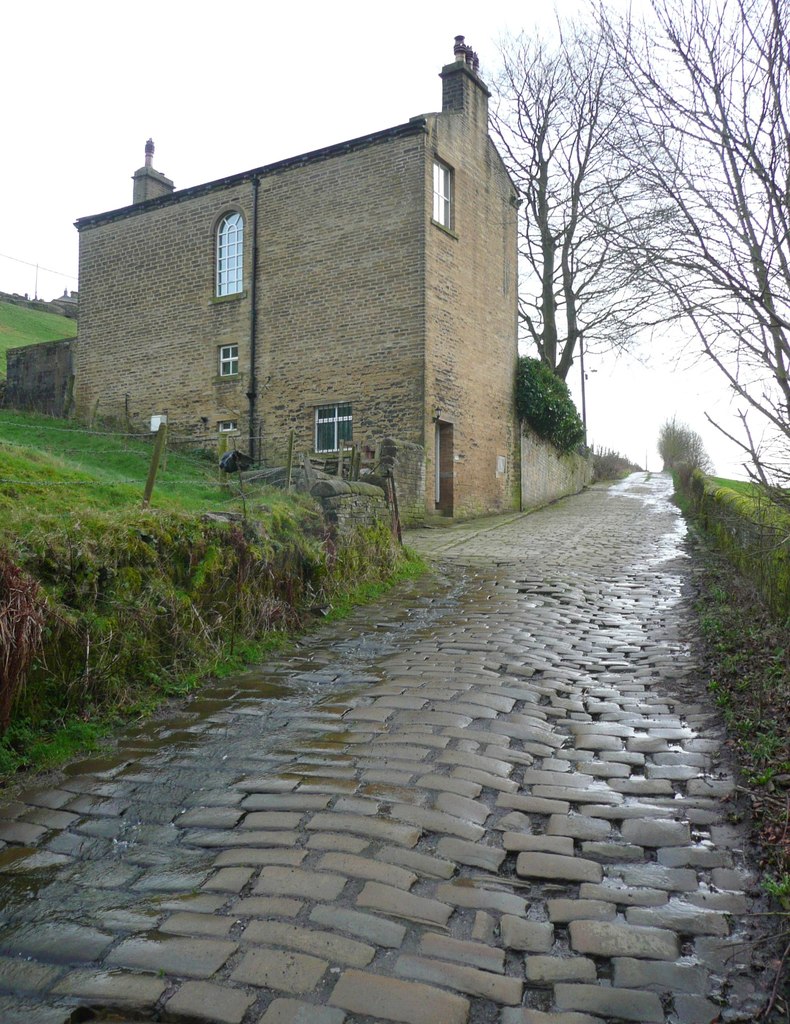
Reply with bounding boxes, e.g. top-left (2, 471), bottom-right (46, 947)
top-left (218, 420), bottom-right (238, 433)
top-left (433, 160), bottom-right (453, 229)
top-left (315, 403), bottom-right (353, 453)
top-left (219, 344), bottom-right (239, 377)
